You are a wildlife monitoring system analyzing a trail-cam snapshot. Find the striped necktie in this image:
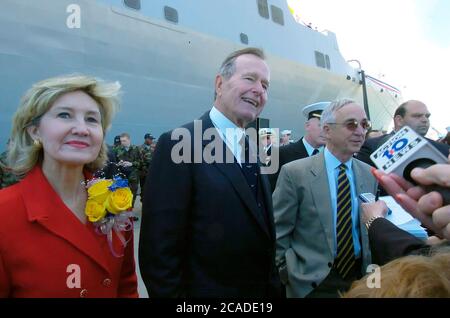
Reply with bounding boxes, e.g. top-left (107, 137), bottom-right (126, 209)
top-left (335, 164), bottom-right (356, 278)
